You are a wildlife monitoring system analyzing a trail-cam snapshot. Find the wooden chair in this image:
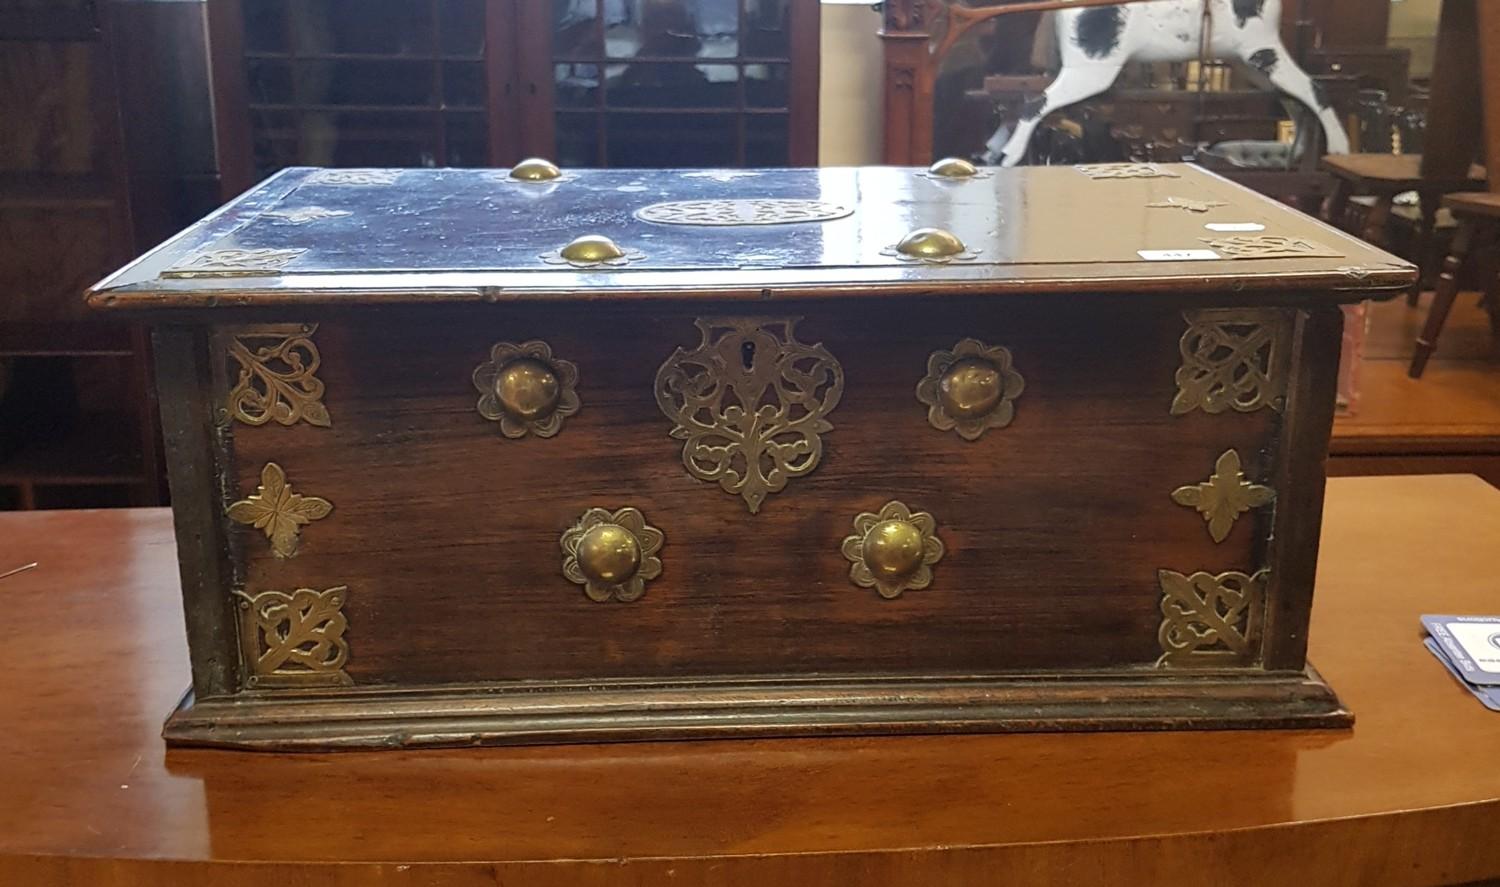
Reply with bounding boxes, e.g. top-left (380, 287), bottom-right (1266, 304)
top-left (1321, 154), bottom-right (1486, 304)
top-left (1406, 0), bottom-right (1500, 378)
top-left (1407, 193), bottom-right (1500, 377)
